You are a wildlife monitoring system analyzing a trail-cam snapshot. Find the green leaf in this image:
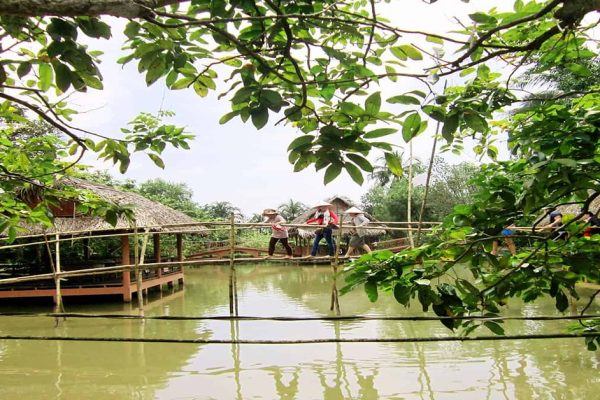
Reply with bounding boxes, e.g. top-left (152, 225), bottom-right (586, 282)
top-left (287, 135), bottom-right (314, 151)
top-left (387, 95), bottom-right (420, 105)
top-left (391, 45), bottom-right (420, 61)
top-left (393, 283), bottom-right (410, 306)
top-left (219, 111), bottom-right (239, 125)
top-left (463, 112), bottom-right (488, 132)
top-left (566, 63), bottom-right (591, 77)
top-left (148, 153), bottom-right (165, 169)
top-left (554, 158), bottom-right (578, 167)
top-left (385, 152), bottom-right (403, 176)
top-left (347, 154), bottom-right (373, 172)
top-left (555, 290), bottom-right (569, 312)
top-left (426, 35), bottom-right (443, 44)
top-left (422, 105), bottom-right (446, 122)
top-left (365, 92), bottom-right (381, 116)
top-left (469, 12), bottom-right (496, 24)
top-left (261, 90), bottom-right (283, 111)
top-left (364, 128), bottom-right (397, 139)
top-left (324, 163), bottom-right (342, 185)
top-left (442, 113), bottom-right (459, 141)
top-left (340, 102), bottom-right (364, 117)
top-left (364, 279), bottom-right (378, 302)
top-left (77, 17), bottom-right (111, 39)
top-left (402, 112), bottom-right (421, 142)
top-left (105, 210), bottom-right (118, 226)
top-left (52, 62), bottom-right (71, 93)
top-left (251, 107), bottom-right (268, 130)
top-left (38, 63), bottom-right (53, 91)
top-left (17, 62), bottom-right (32, 78)
top-left (345, 162), bottom-right (364, 185)
top-left (484, 321), bottom-right (505, 335)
